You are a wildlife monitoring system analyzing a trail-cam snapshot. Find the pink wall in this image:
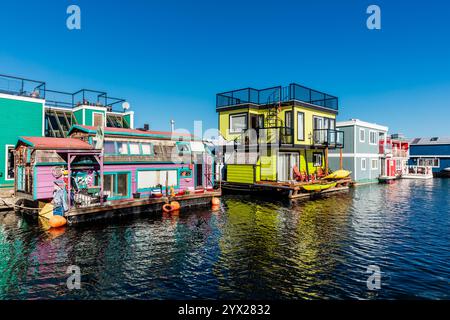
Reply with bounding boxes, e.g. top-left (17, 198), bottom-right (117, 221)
top-left (35, 162), bottom-right (213, 200)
